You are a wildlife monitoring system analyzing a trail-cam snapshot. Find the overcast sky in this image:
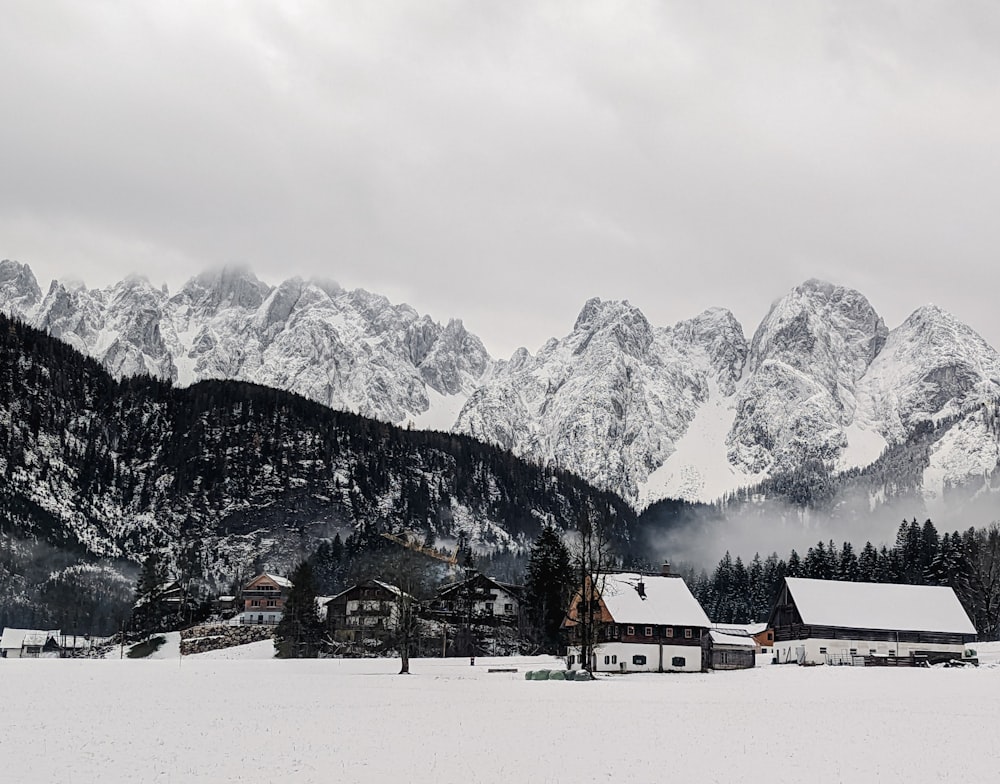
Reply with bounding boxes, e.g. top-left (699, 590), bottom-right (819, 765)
top-left (2, 1), bottom-right (999, 358)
